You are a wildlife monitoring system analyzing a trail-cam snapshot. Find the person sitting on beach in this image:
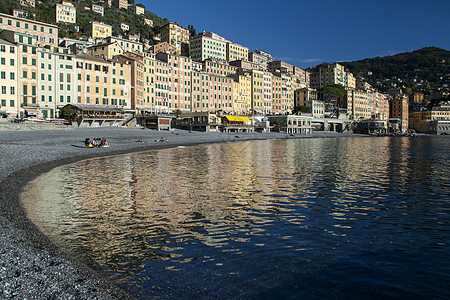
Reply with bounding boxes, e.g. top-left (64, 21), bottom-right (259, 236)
top-left (137, 139), bottom-right (151, 143)
top-left (93, 137), bottom-right (102, 147)
top-left (101, 138), bottom-right (109, 147)
top-left (85, 138), bottom-right (95, 148)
